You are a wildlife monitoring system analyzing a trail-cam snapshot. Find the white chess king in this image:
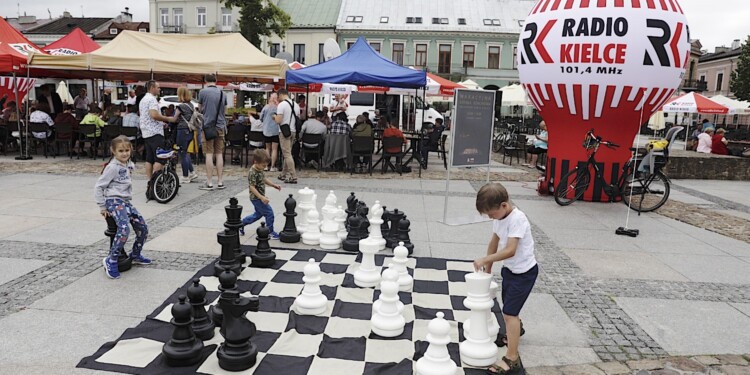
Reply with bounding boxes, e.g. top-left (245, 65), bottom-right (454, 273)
top-left (459, 271), bottom-right (498, 367)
